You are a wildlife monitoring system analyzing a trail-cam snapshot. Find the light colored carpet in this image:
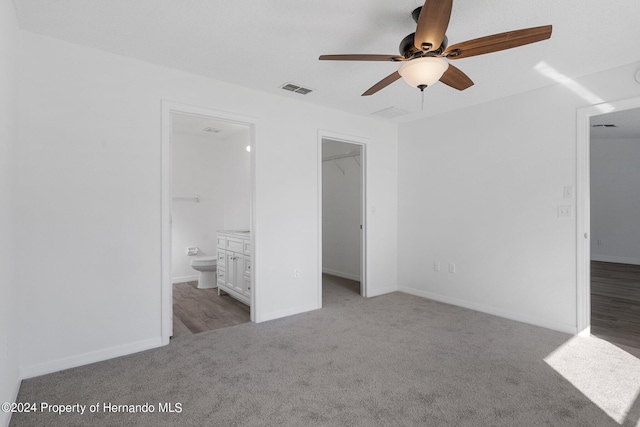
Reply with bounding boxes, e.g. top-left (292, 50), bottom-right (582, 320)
top-left (10, 275), bottom-right (640, 426)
